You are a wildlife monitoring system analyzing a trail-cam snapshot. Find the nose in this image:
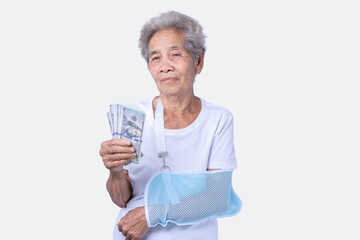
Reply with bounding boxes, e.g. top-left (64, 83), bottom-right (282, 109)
top-left (160, 58), bottom-right (174, 73)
